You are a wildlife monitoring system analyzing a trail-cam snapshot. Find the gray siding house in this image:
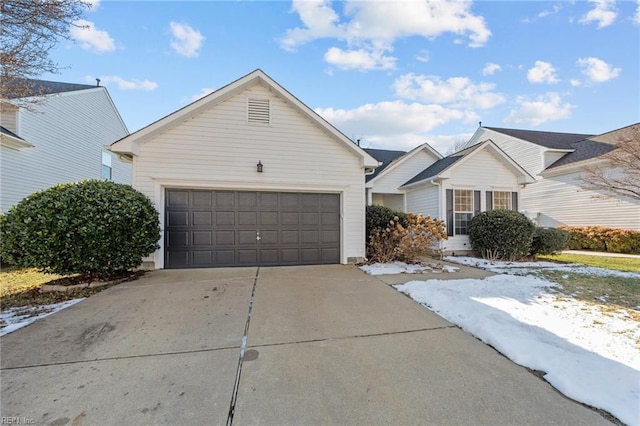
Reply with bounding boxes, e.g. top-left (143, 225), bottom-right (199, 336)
top-left (0, 80), bottom-right (131, 212)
